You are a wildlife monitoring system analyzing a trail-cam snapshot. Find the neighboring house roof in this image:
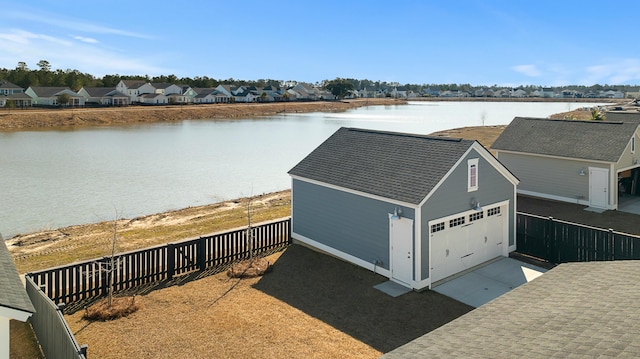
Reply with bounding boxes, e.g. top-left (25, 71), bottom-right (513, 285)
top-left (491, 117), bottom-right (639, 162)
top-left (140, 93), bottom-right (165, 99)
top-left (81, 87), bottom-right (124, 97)
top-left (383, 260), bottom-right (640, 358)
top-left (28, 86), bottom-right (78, 97)
top-left (288, 127), bottom-right (478, 204)
top-left (120, 80), bottom-right (148, 89)
top-left (0, 79), bottom-right (22, 89)
top-left (0, 239), bottom-right (35, 315)
top-left (606, 111), bottom-right (640, 123)
top-left (2, 93), bottom-right (32, 100)
top-left (151, 82), bottom-right (173, 90)
top-left (193, 87), bottom-right (215, 95)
